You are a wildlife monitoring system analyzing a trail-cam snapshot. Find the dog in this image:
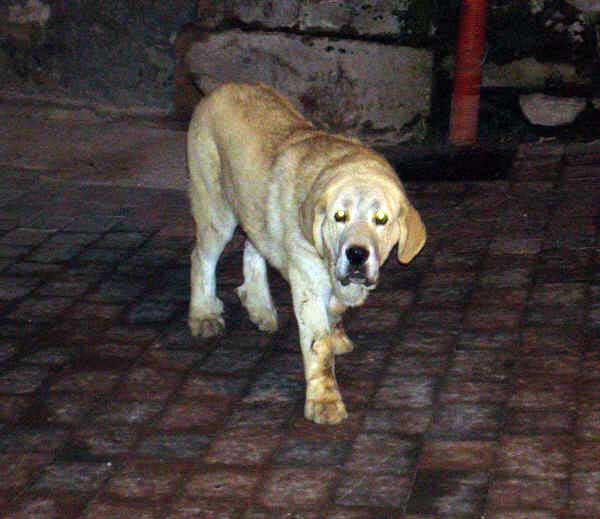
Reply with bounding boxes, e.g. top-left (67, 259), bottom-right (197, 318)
top-left (187, 83), bottom-right (426, 424)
